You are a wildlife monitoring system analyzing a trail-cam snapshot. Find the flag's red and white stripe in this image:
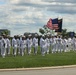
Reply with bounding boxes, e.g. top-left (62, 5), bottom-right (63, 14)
top-left (46, 19), bottom-right (53, 30)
